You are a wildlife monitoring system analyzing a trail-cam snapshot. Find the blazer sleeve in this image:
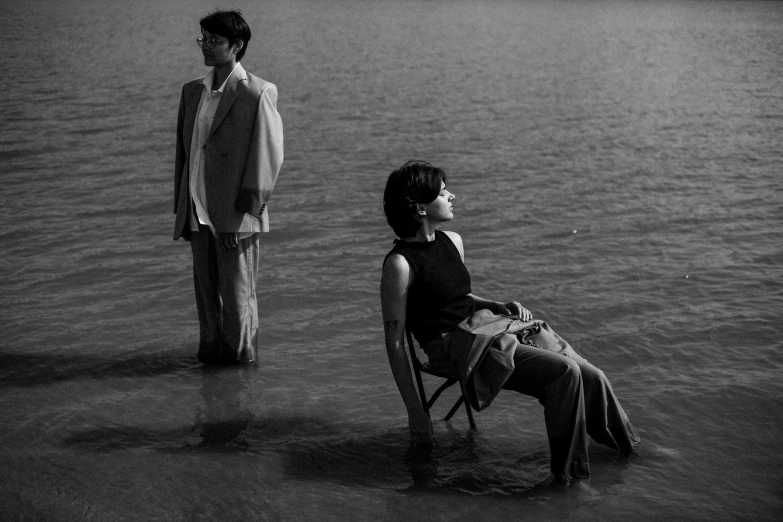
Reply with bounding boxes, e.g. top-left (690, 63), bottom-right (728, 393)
top-left (236, 83), bottom-right (284, 217)
top-left (174, 84), bottom-right (187, 214)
